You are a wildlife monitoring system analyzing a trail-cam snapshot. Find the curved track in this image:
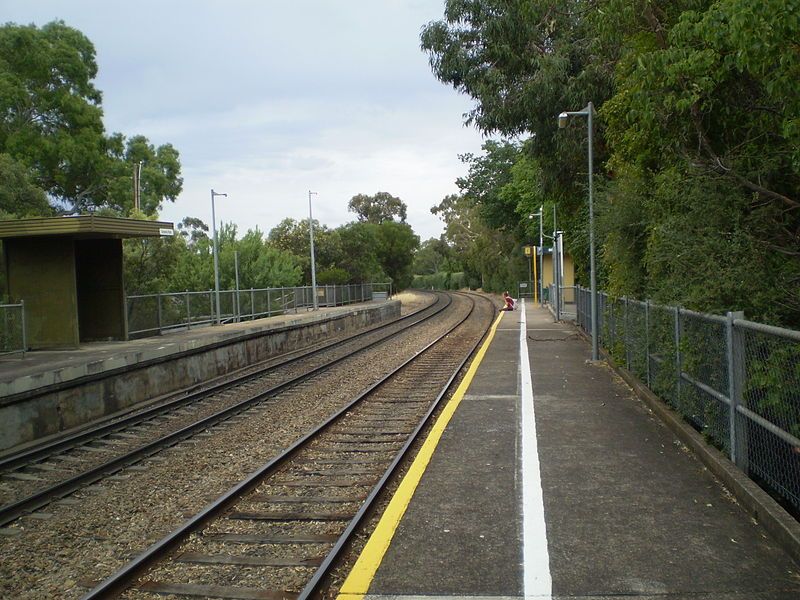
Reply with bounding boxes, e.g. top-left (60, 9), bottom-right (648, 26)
top-left (0, 293), bottom-right (451, 526)
top-left (80, 291), bottom-right (495, 600)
